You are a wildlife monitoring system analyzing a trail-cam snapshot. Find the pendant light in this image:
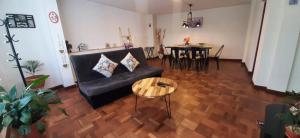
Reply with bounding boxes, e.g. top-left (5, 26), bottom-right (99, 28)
top-left (182, 3), bottom-right (202, 28)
